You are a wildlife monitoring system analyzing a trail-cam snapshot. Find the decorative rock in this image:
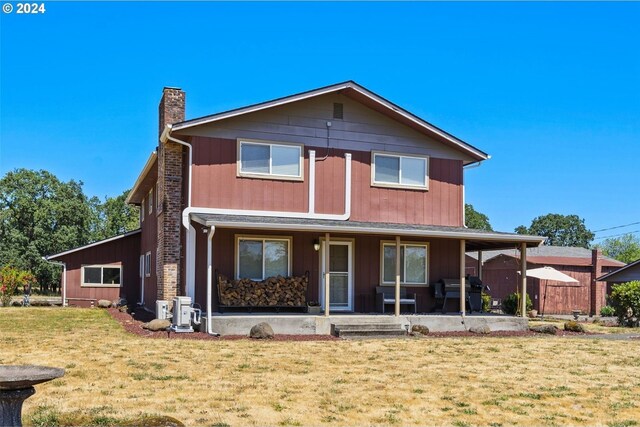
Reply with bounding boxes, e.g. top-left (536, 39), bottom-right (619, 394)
top-left (411, 325), bottom-right (430, 335)
top-left (30, 300), bottom-right (50, 307)
top-left (564, 321), bottom-right (585, 333)
top-left (469, 325), bottom-right (491, 334)
top-left (97, 299), bottom-right (112, 309)
top-left (118, 305), bottom-right (128, 313)
top-left (250, 322), bottom-right (274, 339)
top-left (143, 319), bottom-right (171, 331)
top-left (530, 324), bottom-right (558, 335)
top-left (112, 298), bottom-right (127, 307)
